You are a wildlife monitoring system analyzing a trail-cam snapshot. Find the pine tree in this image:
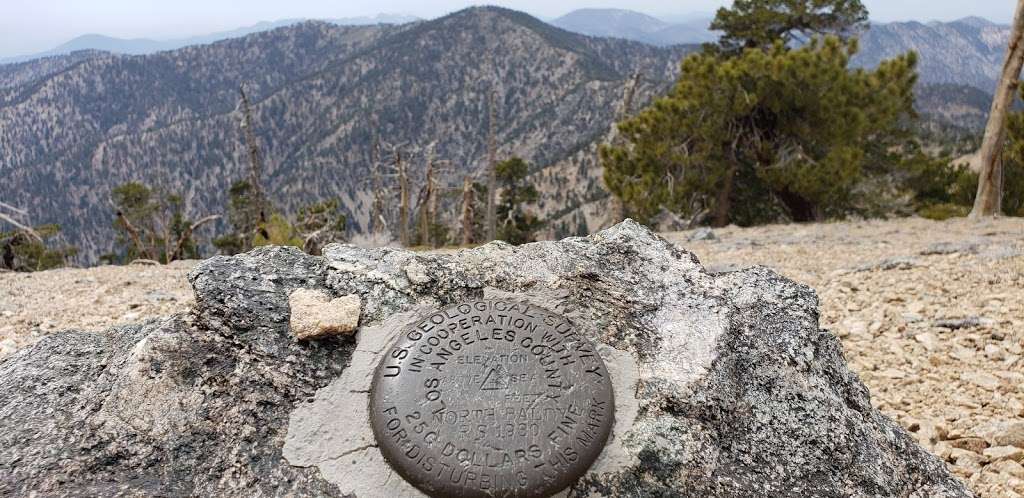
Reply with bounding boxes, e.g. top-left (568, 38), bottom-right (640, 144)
top-left (213, 180), bottom-right (263, 255)
top-left (253, 213), bottom-right (303, 248)
top-left (0, 224), bottom-right (76, 271)
top-left (111, 182), bottom-right (218, 263)
top-left (495, 157), bottom-right (540, 244)
top-left (295, 199), bottom-right (347, 255)
top-left (601, 38), bottom-right (917, 225)
top-left (711, 0), bottom-right (868, 53)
